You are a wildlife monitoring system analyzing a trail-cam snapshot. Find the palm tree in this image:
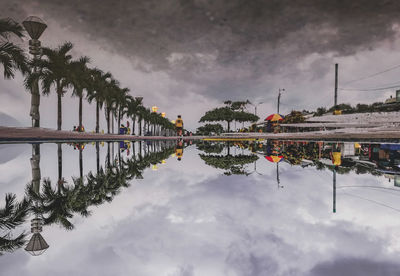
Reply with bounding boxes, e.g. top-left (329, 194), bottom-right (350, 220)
top-left (104, 78), bottom-right (119, 134)
top-left (26, 178), bottom-right (74, 230)
top-left (87, 69), bottom-right (111, 133)
top-left (70, 56), bottom-right (91, 131)
top-left (0, 193), bottom-right (29, 255)
top-left (114, 87), bottom-right (130, 131)
top-left (29, 42), bottom-right (74, 130)
top-left (0, 18), bottom-right (27, 79)
top-left (128, 97), bottom-right (143, 135)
